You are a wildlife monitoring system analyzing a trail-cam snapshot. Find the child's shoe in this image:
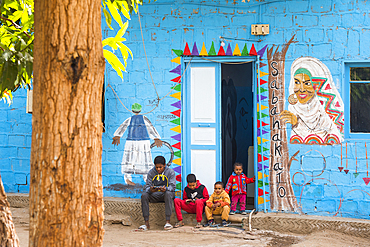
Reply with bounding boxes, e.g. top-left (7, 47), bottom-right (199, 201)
top-left (241, 211), bottom-right (247, 215)
top-left (229, 211), bottom-right (235, 215)
top-left (221, 220), bottom-right (228, 227)
top-left (204, 219), bottom-right (214, 227)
